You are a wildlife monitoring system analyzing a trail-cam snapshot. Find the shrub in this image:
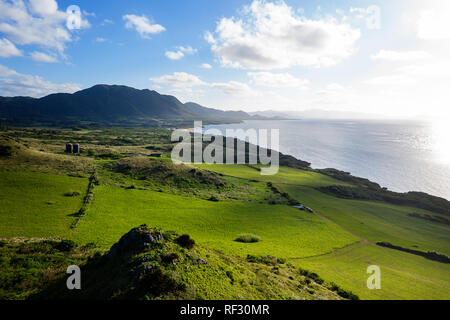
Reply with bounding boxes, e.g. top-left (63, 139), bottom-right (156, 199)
top-left (330, 282), bottom-right (359, 300)
top-left (299, 267), bottom-right (324, 284)
top-left (175, 234), bottom-right (195, 249)
top-left (64, 191), bottom-right (81, 197)
top-left (246, 255), bottom-right (278, 266)
top-left (162, 253), bottom-right (179, 264)
top-left (54, 240), bottom-right (77, 252)
top-left (208, 196), bottom-right (219, 202)
top-left (235, 233), bottom-right (261, 243)
top-left (0, 145), bottom-right (13, 157)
